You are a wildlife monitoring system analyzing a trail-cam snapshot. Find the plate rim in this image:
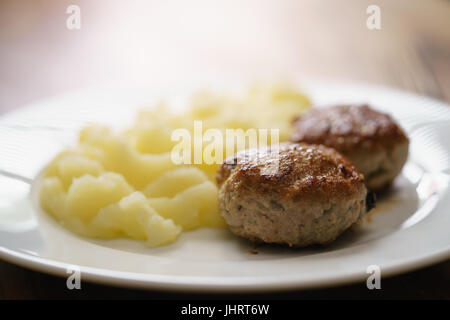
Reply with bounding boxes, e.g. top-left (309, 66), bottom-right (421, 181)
top-left (1, 243), bottom-right (450, 292)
